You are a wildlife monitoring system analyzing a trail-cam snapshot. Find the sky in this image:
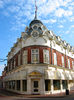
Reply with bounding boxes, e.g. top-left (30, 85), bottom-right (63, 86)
top-left (0, 0), bottom-right (74, 76)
